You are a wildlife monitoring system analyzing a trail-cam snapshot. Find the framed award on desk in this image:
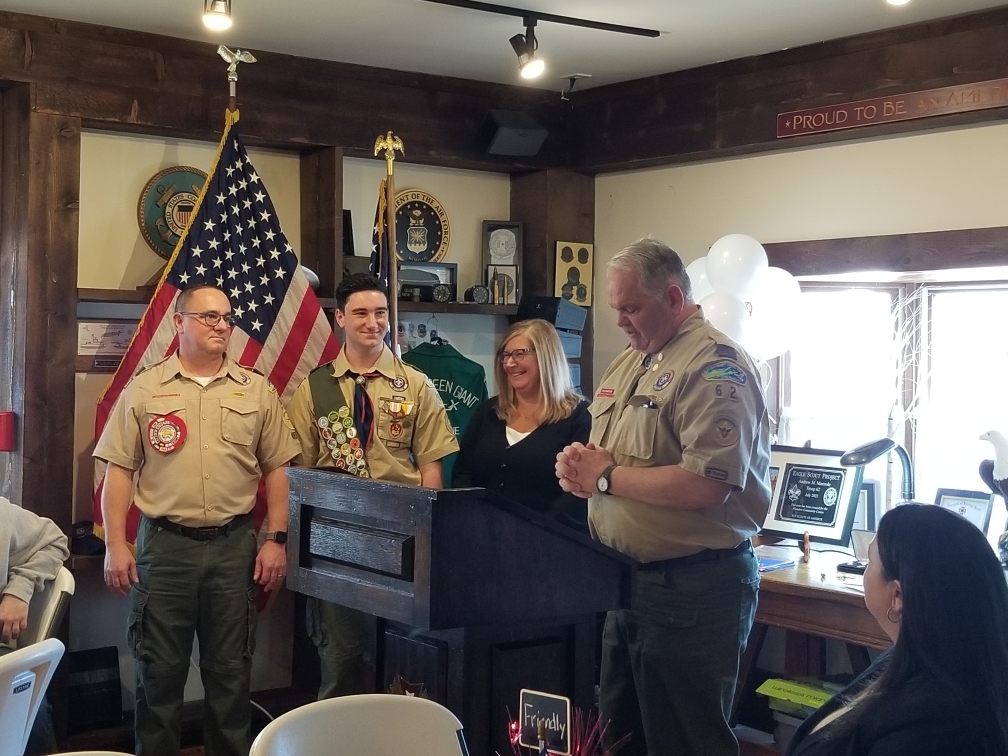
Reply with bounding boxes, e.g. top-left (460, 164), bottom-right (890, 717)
top-left (762, 445), bottom-right (863, 546)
